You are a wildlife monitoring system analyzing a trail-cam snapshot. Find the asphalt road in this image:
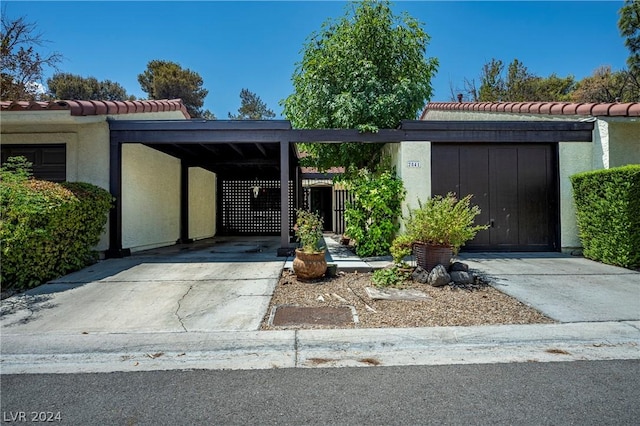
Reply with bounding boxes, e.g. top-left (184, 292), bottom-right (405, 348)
top-left (1, 360), bottom-right (638, 425)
